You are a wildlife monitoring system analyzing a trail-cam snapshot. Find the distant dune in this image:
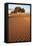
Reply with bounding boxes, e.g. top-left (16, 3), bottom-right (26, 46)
top-left (8, 13), bottom-right (30, 42)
